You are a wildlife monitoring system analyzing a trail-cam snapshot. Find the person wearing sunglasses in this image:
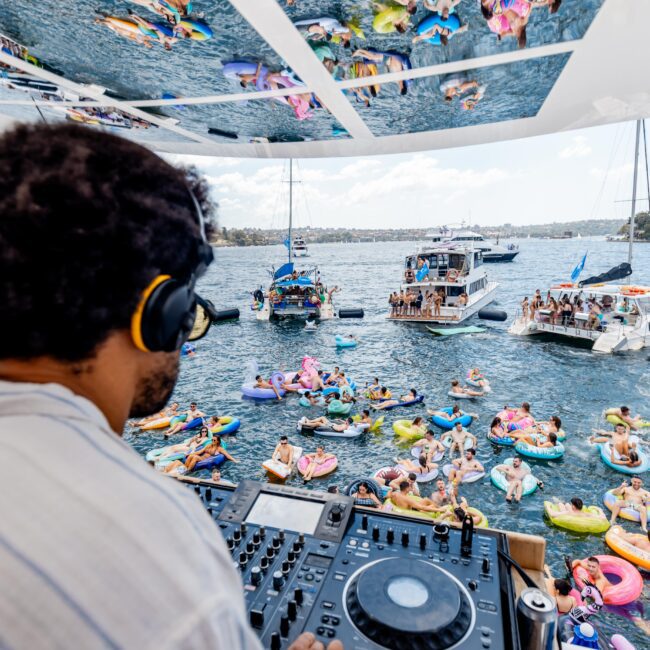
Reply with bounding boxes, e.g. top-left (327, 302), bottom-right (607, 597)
top-left (0, 124), bottom-right (343, 650)
top-left (271, 435), bottom-right (296, 472)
